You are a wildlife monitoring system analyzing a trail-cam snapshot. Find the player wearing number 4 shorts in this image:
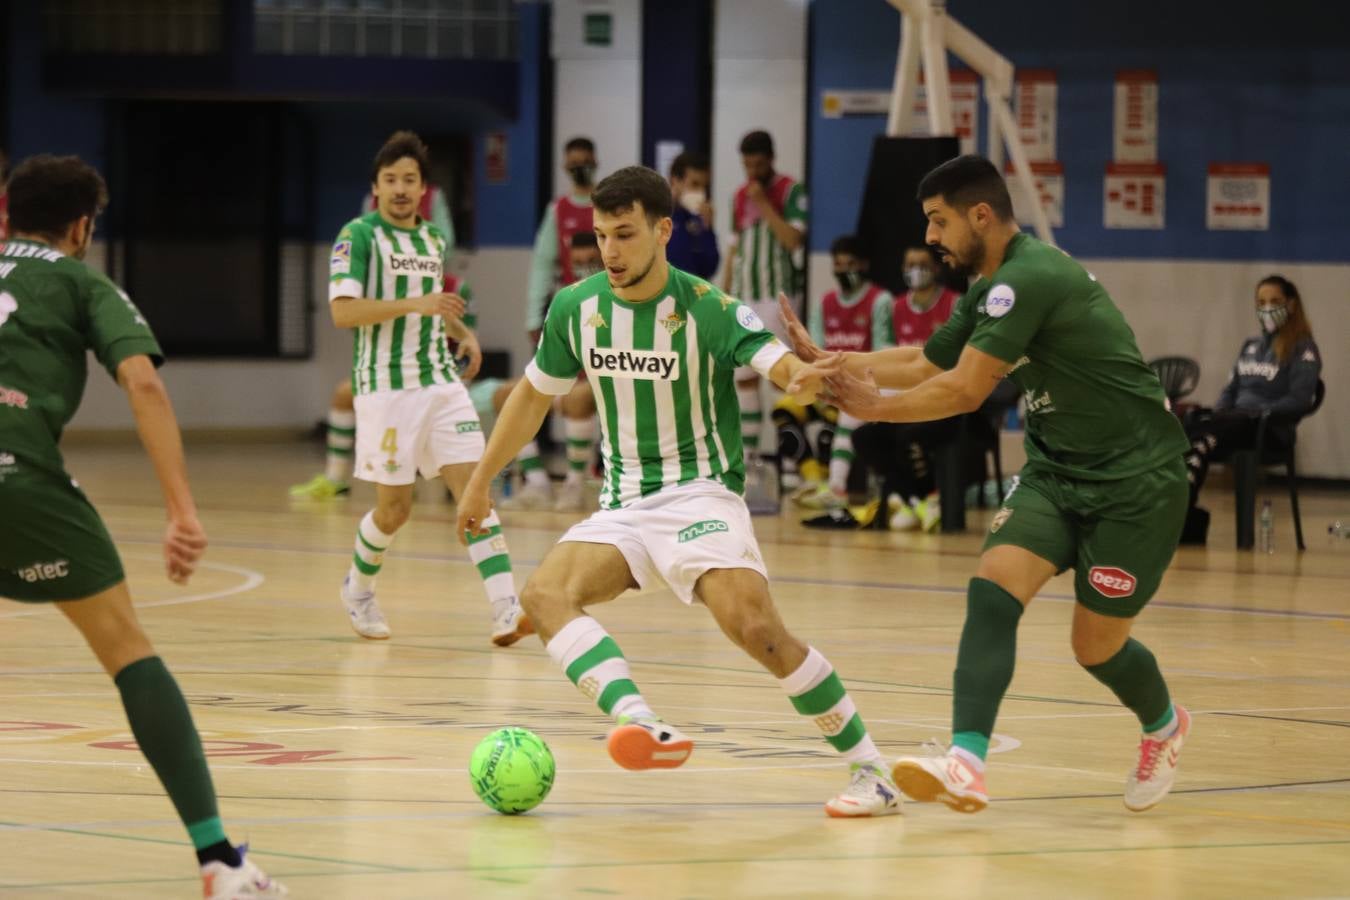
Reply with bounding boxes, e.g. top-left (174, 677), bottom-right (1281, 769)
top-left (329, 131), bottom-right (530, 646)
top-left (458, 166), bottom-right (900, 818)
top-left (788, 155), bottom-right (1193, 815)
top-left (0, 155), bottom-right (284, 897)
